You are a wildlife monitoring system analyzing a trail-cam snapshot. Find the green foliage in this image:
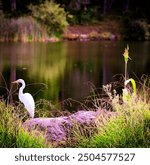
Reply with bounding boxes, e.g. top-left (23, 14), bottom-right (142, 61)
top-left (80, 9), bottom-right (94, 24)
top-left (68, 8), bottom-right (101, 25)
top-left (0, 101), bottom-right (49, 148)
top-left (29, 0), bottom-right (68, 36)
top-left (66, 14), bottom-right (79, 25)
